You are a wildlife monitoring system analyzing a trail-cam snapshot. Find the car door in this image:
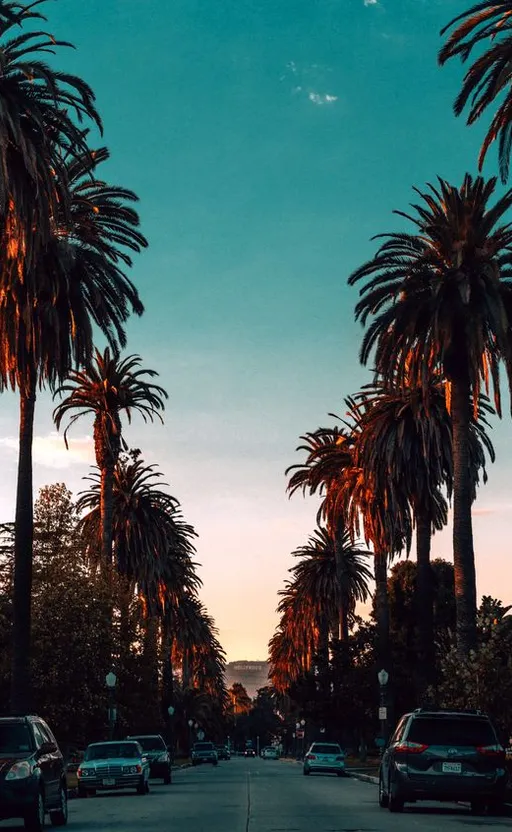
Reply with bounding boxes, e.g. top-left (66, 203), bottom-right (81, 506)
top-left (383, 716), bottom-right (407, 785)
top-left (36, 721), bottom-right (60, 804)
top-left (31, 721), bottom-right (56, 805)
